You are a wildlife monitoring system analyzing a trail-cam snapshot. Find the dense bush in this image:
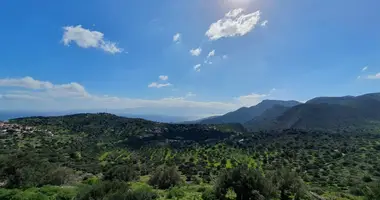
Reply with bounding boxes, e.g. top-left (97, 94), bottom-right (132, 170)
top-left (106, 186), bottom-right (158, 200)
top-left (364, 181), bottom-right (380, 200)
top-left (75, 181), bottom-right (130, 200)
top-left (0, 152), bottom-right (57, 188)
top-left (270, 168), bottom-right (308, 200)
top-left (215, 166), bottom-right (276, 200)
top-left (104, 164), bottom-right (138, 182)
top-left (166, 187), bottom-right (185, 199)
top-left (43, 167), bottom-right (75, 186)
top-left (201, 188), bottom-right (217, 200)
top-left (0, 186), bottom-right (77, 200)
top-left (148, 165), bottom-right (182, 189)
